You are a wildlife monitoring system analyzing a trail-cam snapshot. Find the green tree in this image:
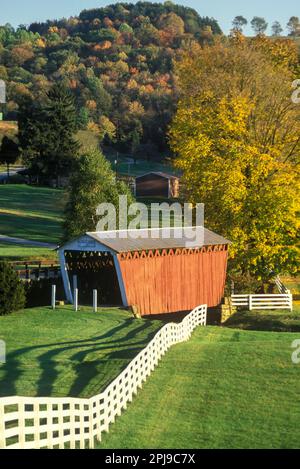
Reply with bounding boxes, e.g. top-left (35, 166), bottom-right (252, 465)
top-left (0, 262), bottom-right (26, 316)
top-left (77, 107), bottom-right (90, 129)
top-left (287, 16), bottom-right (300, 37)
top-left (119, 23), bottom-right (134, 34)
top-left (251, 17), bottom-right (268, 35)
top-left (271, 21), bottom-right (283, 37)
top-left (63, 148), bottom-right (135, 241)
top-left (157, 12), bottom-right (185, 37)
top-left (130, 128), bottom-right (141, 164)
top-left (232, 16), bottom-right (248, 32)
top-left (0, 136), bottom-right (20, 180)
